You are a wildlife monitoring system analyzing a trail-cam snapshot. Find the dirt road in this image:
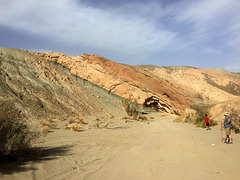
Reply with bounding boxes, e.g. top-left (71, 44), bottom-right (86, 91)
top-left (1, 114), bottom-right (240, 180)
